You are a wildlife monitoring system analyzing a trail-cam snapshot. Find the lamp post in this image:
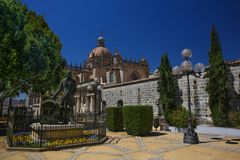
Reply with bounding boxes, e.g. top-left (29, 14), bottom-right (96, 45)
top-left (87, 78), bottom-right (102, 126)
top-left (173, 49), bottom-right (205, 144)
